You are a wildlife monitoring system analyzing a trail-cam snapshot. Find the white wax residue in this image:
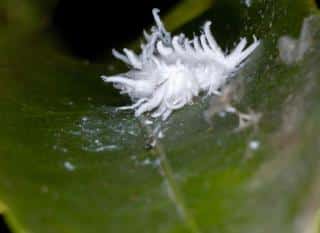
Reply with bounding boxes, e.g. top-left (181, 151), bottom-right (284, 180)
top-left (249, 140), bottom-right (260, 150)
top-left (244, 0), bottom-right (251, 7)
top-left (64, 161), bottom-right (76, 171)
